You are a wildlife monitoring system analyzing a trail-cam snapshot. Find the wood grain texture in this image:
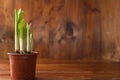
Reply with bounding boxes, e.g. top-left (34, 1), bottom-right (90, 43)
top-left (0, 0), bottom-right (14, 61)
top-left (99, 0), bottom-right (120, 62)
top-left (0, 63), bottom-right (120, 80)
top-left (0, 0), bottom-right (120, 63)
